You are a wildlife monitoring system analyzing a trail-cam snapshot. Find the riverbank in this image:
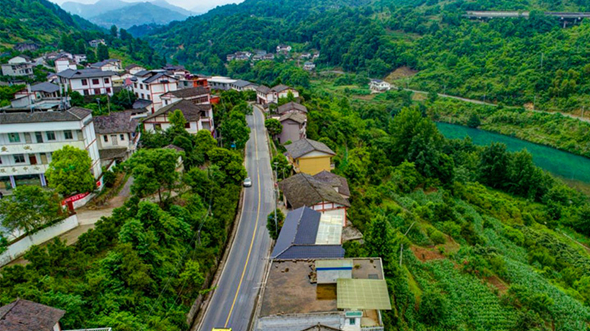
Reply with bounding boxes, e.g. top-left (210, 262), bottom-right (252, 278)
top-left (430, 98), bottom-right (590, 159)
top-left (437, 122), bottom-right (590, 194)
